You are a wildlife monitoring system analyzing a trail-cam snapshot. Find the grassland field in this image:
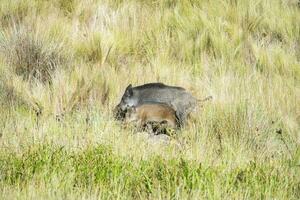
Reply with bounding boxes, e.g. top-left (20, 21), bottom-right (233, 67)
top-left (0, 0), bottom-right (299, 199)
